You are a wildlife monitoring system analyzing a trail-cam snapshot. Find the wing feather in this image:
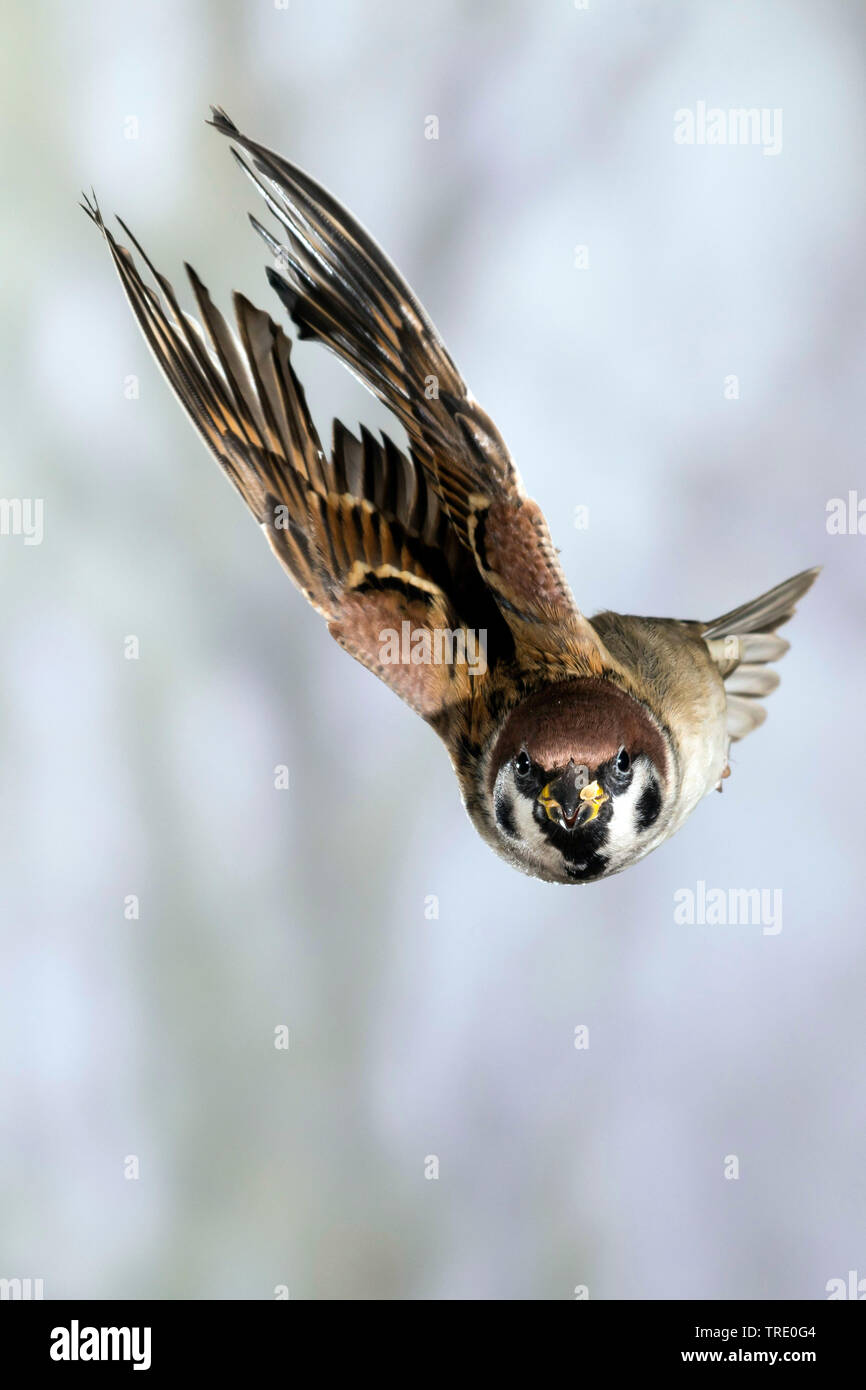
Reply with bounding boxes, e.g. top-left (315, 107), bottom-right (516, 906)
top-left (83, 193), bottom-right (508, 717)
top-left (207, 108), bottom-right (607, 660)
